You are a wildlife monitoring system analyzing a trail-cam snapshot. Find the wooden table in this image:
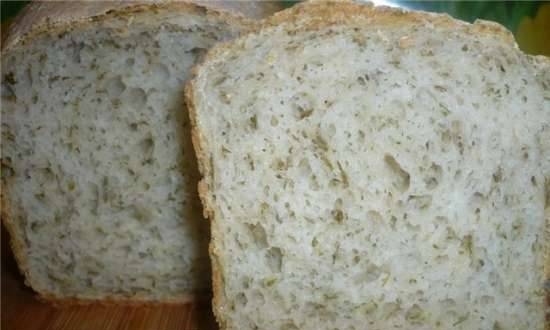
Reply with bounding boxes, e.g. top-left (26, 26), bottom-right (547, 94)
top-left (1, 226), bottom-right (218, 330)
